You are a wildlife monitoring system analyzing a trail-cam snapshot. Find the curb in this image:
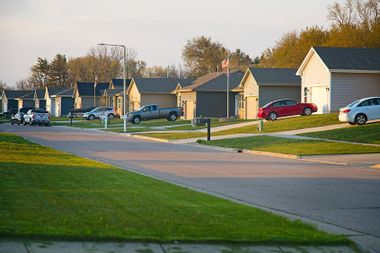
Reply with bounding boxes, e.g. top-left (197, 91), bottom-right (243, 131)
top-left (130, 134), bottom-right (170, 143)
